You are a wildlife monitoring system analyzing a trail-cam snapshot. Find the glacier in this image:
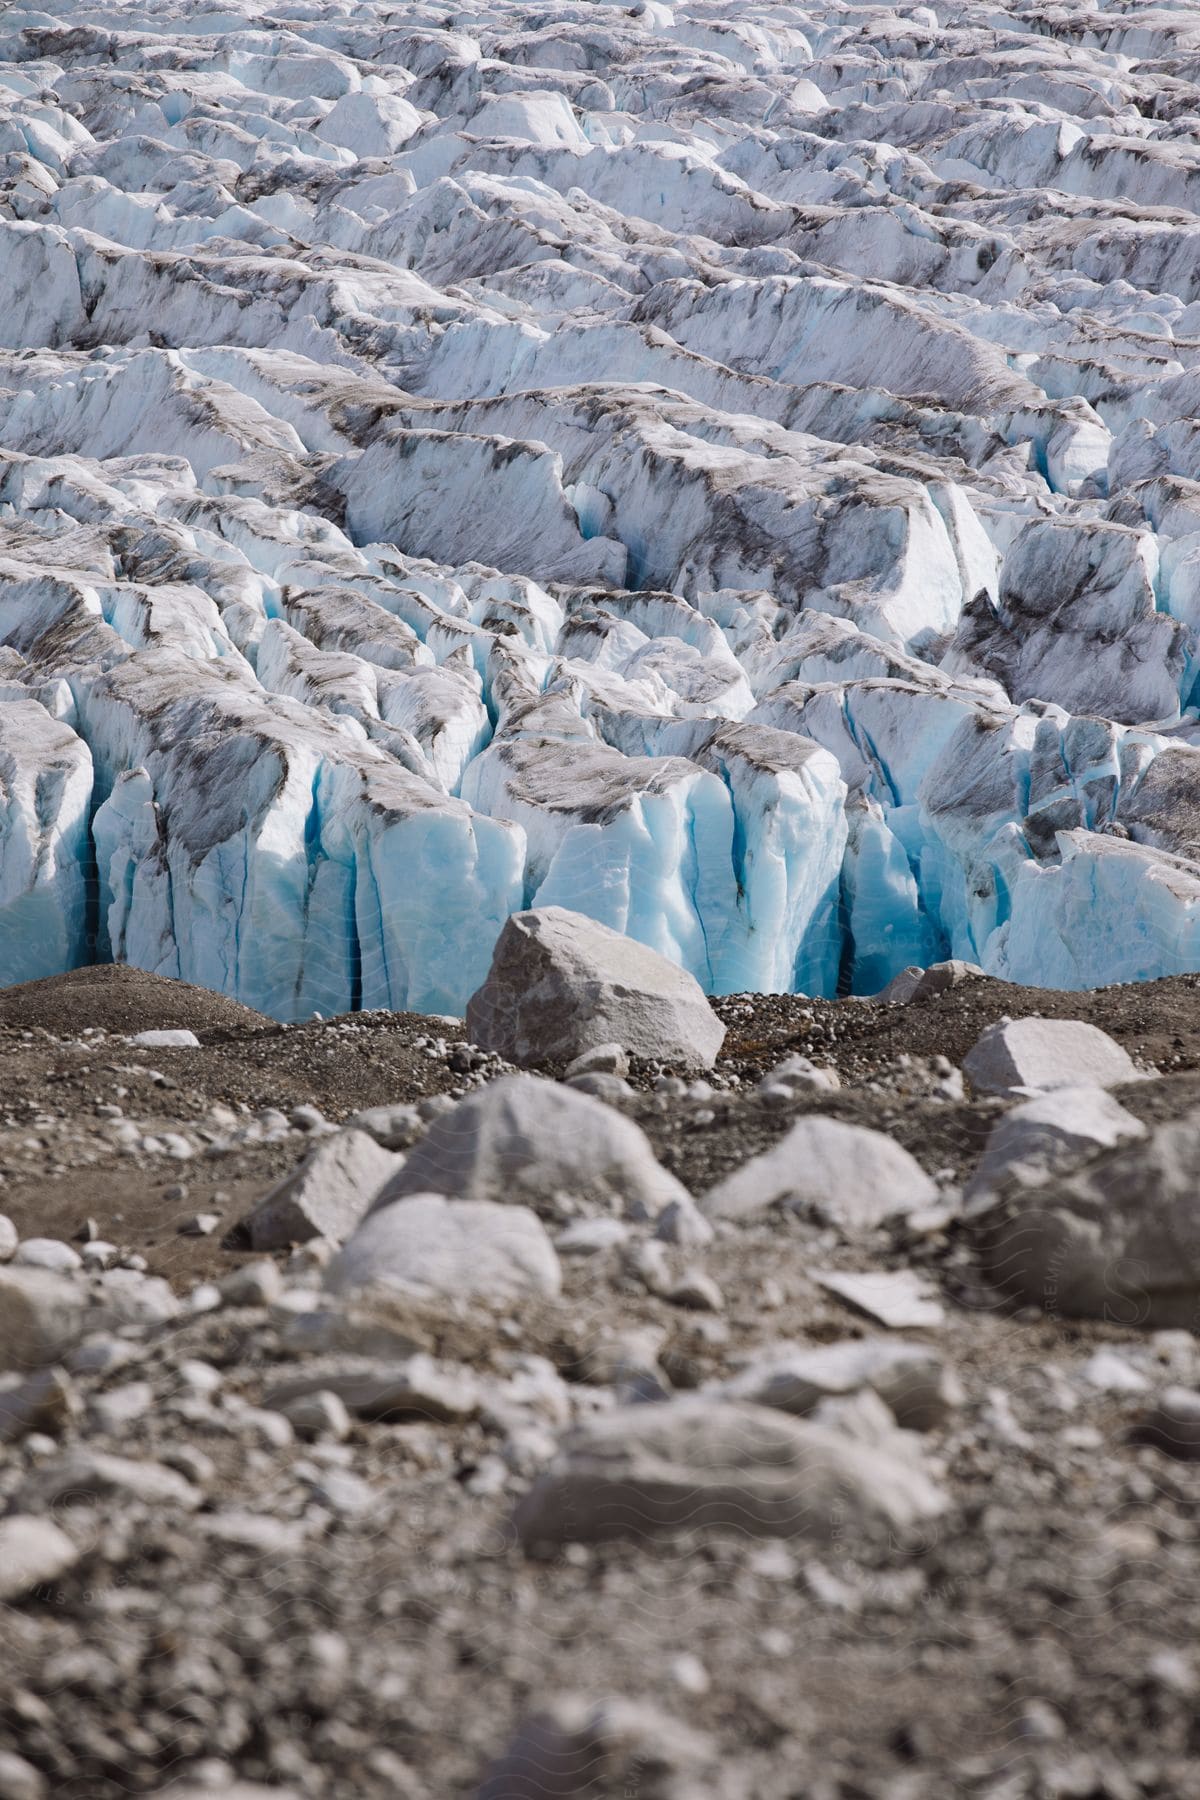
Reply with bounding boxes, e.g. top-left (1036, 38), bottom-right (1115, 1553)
top-left (4, 0), bottom-right (1200, 1015)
